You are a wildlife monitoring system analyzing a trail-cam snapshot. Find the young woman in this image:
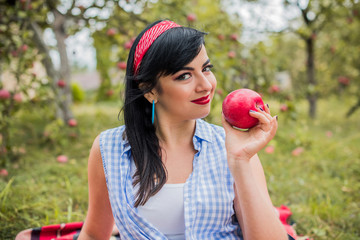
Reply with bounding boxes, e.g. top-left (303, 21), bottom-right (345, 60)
top-left (78, 20), bottom-right (291, 240)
